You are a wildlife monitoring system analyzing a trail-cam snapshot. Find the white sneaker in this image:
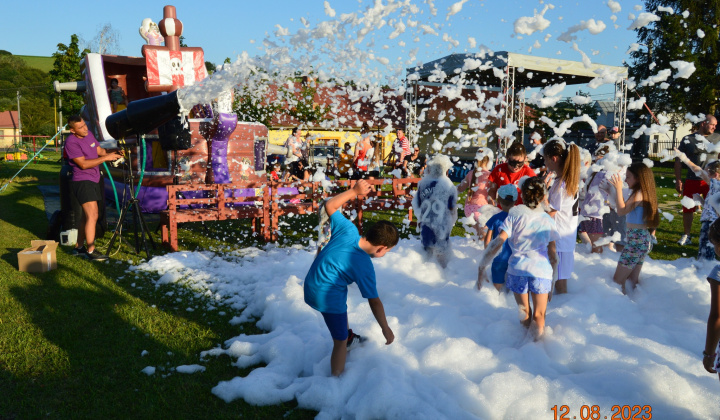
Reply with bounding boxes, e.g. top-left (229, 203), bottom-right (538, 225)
top-left (677, 235), bottom-right (691, 246)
